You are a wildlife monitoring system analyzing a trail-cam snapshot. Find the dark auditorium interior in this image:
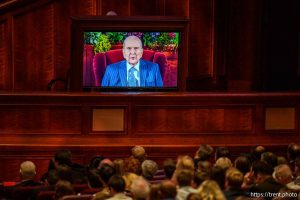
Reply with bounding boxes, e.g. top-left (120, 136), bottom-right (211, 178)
top-left (0, 0), bottom-right (300, 199)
